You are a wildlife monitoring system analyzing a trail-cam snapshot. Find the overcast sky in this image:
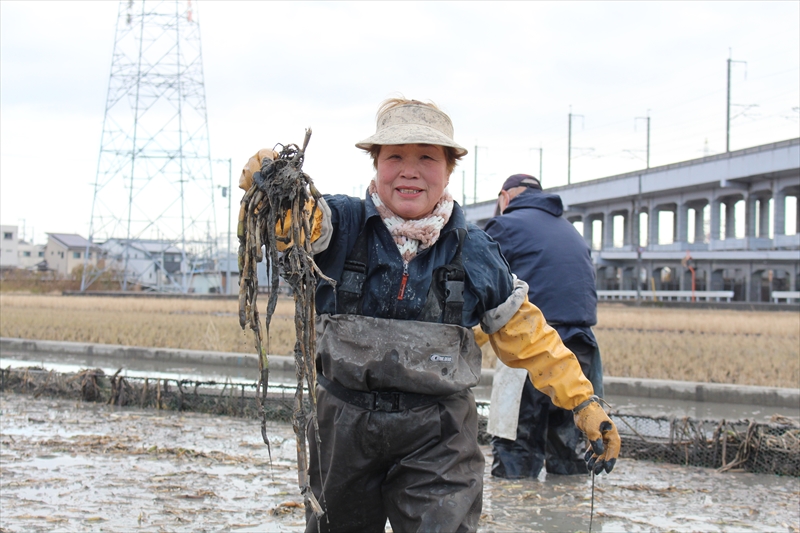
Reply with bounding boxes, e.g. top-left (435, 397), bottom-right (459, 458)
top-left (1, 0), bottom-right (798, 245)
